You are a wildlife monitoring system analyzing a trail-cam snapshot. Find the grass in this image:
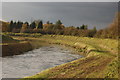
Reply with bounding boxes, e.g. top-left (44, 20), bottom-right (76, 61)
top-left (1, 34), bottom-right (19, 43)
top-left (3, 32), bottom-right (42, 38)
top-left (35, 35), bottom-right (118, 57)
top-left (2, 41), bottom-right (32, 57)
top-left (1, 34), bottom-right (33, 57)
top-left (104, 57), bottom-right (118, 78)
top-left (20, 55), bottom-right (117, 79)
top-left (4, 33), bottom-right (118, 79)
